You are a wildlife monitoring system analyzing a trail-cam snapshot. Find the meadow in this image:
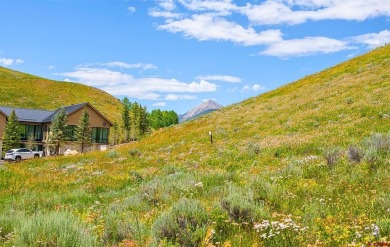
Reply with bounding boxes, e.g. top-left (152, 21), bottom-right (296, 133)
top-left (0, 45), bottom-right (389, 246)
